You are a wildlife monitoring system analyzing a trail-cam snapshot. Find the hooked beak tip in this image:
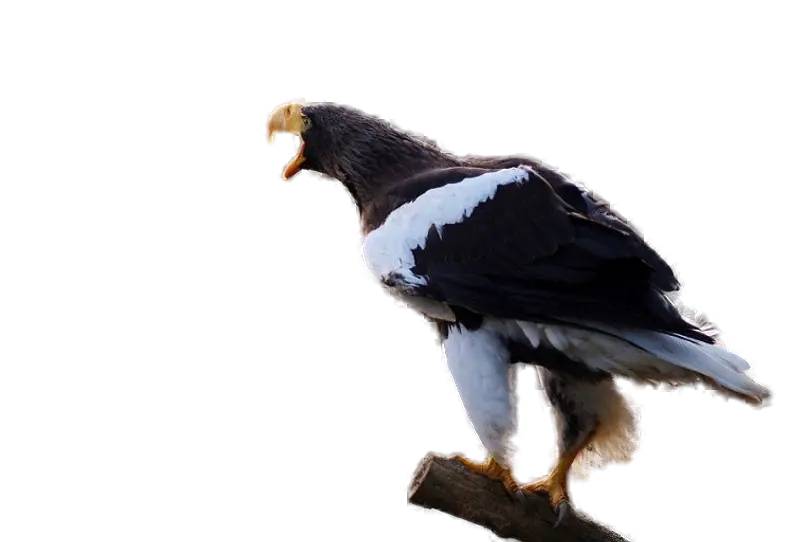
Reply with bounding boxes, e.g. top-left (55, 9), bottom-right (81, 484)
top-left (264, 130), bottom-right (278, 149)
